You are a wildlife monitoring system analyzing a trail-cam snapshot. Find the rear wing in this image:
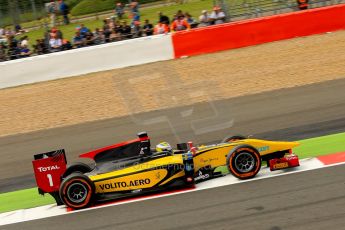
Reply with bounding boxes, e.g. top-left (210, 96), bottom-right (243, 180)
top-left (32, 149), bottom-right (67, 196)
